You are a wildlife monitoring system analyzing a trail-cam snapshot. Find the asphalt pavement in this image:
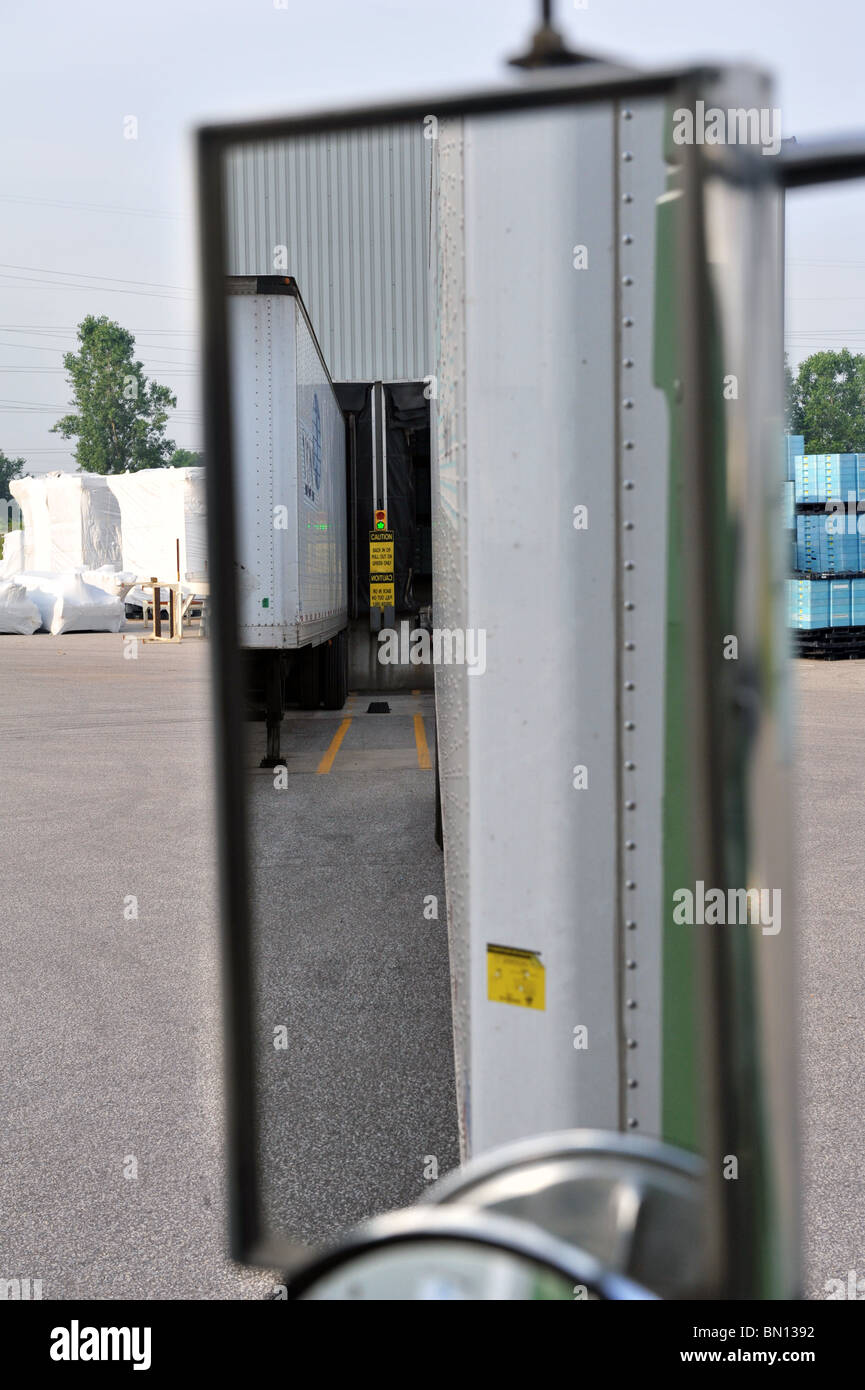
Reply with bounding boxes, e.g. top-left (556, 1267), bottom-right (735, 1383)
top-left (0, 631), bottom-right (861, 1298)
top-left (0, 631), bottom-right (273, 1298)
top-left (0, 632), bottom-right (457, 1297)
top-left (795, 659), bottom-right (865, 1300)
top-left (246, 690), bottom-right (459, 1243)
